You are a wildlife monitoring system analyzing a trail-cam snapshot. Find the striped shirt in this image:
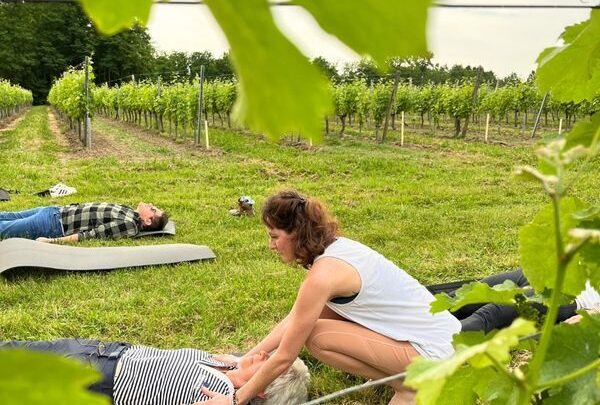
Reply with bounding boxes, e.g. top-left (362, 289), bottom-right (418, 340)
top-left (59, 203), bottom-right (140, 240)
top-left (113, 346), bottom-right (235, 405)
